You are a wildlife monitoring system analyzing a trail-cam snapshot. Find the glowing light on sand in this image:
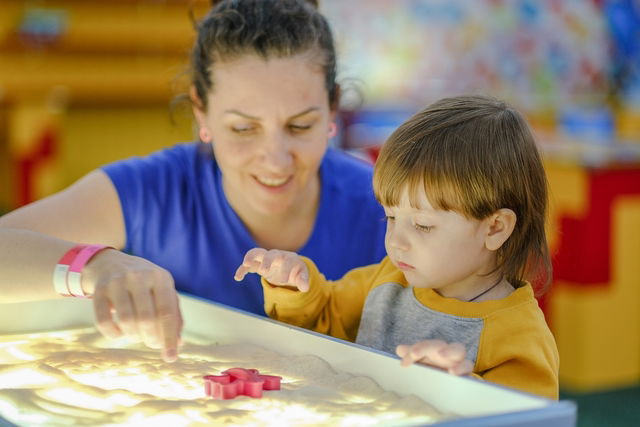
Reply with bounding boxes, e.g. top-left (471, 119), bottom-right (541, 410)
top-left (67, 369), bottom-right (202, 400)
top-left (238, 400), bottom-right (330, 424)
top-left (0, 329), bottom-right (442, 426)
top-left (120, 412), bottom-right (195, 427)
top-left (41, 388), bottom-right (141, 411)
top-left (0, 367), bottom-right (57, 388)
top-left (6, 345), bottom-right (38, 361)
top-left (0, 401), bottom-right (48, 425)
top-left (340, 414), bottom-right (380, 426)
